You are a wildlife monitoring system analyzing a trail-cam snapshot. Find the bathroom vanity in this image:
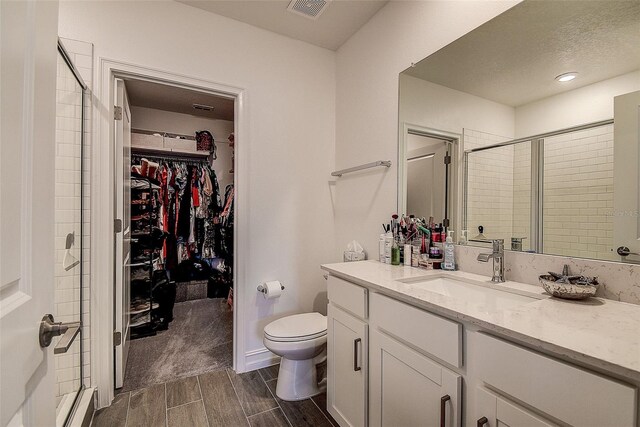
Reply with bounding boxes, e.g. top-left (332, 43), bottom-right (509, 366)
top-left (322, 260), bottom-right (640, 427)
